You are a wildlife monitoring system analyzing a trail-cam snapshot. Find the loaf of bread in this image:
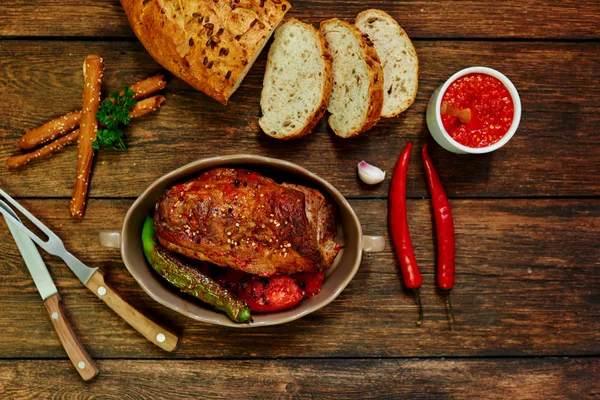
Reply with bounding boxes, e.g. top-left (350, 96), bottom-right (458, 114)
top-left (120, 0), bottom-right (291, 105)
top-left (355, 9), bottom-right (418, 117)
top-left (259, 18), bottom-right (332, 139)
top-left (320, 18), bottom-right (383, 138)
